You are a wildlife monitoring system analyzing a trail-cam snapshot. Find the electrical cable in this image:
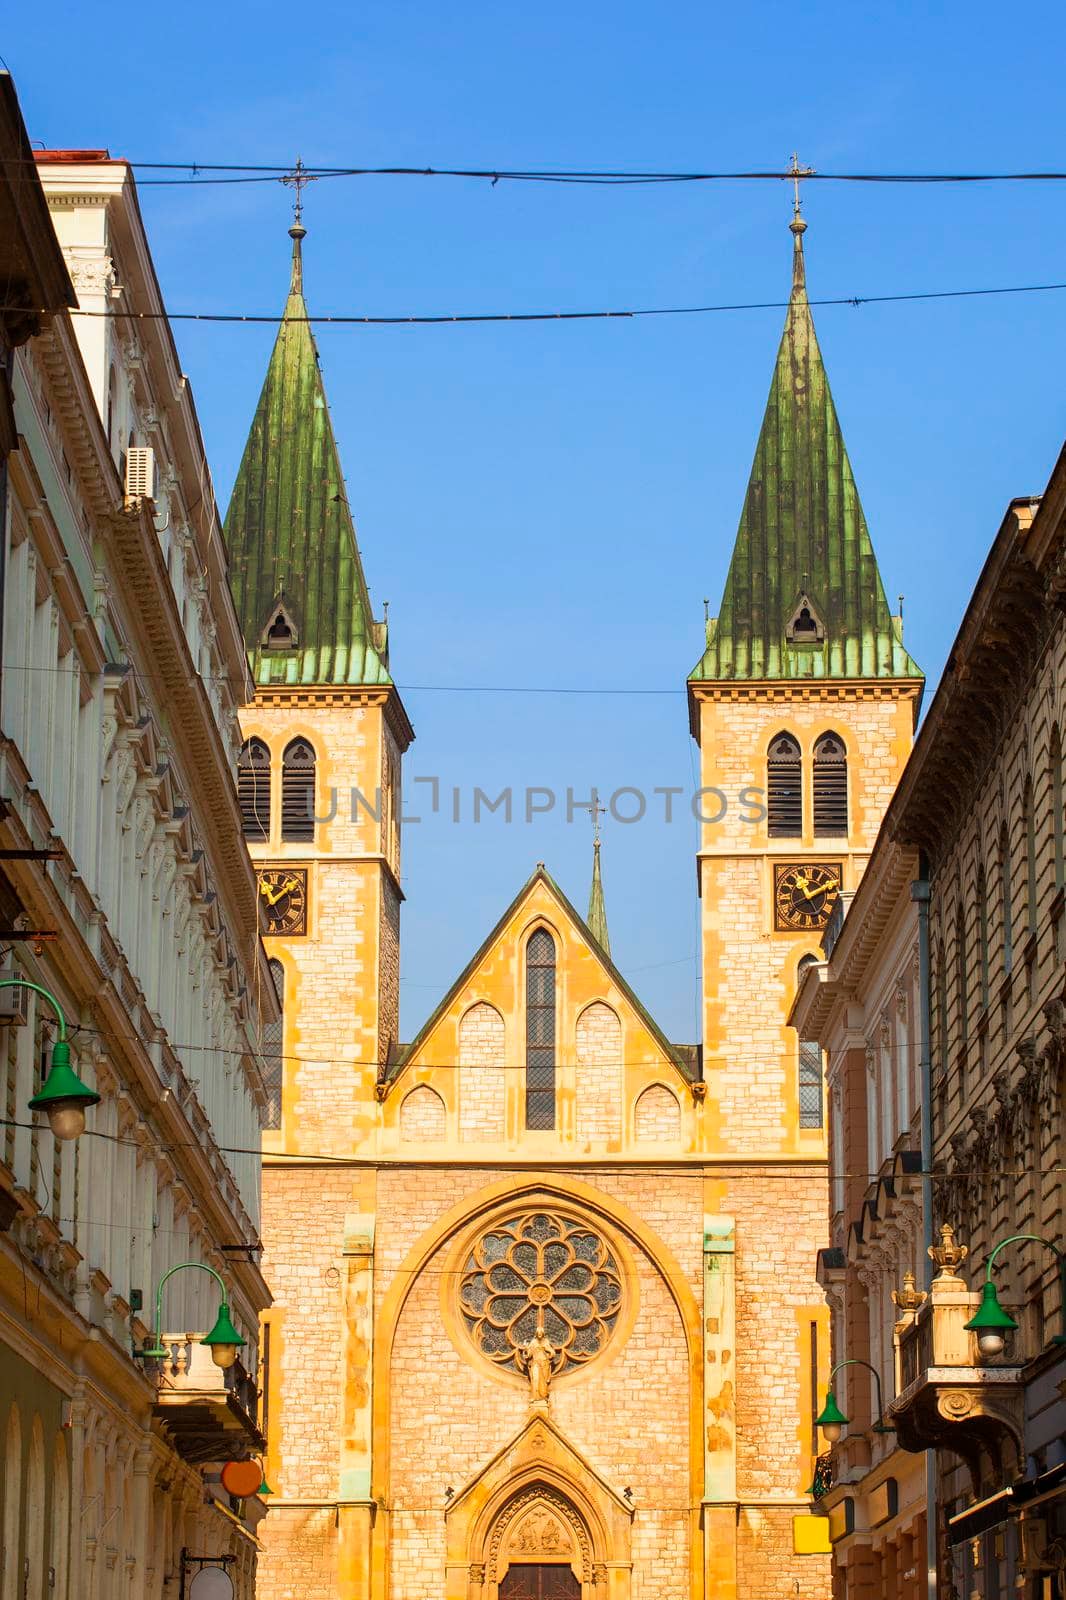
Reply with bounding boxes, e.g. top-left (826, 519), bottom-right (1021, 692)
top-left (6, 277), bottom-right (1066, 325)
top-left (17, 157), bottom-right (1066, 187)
